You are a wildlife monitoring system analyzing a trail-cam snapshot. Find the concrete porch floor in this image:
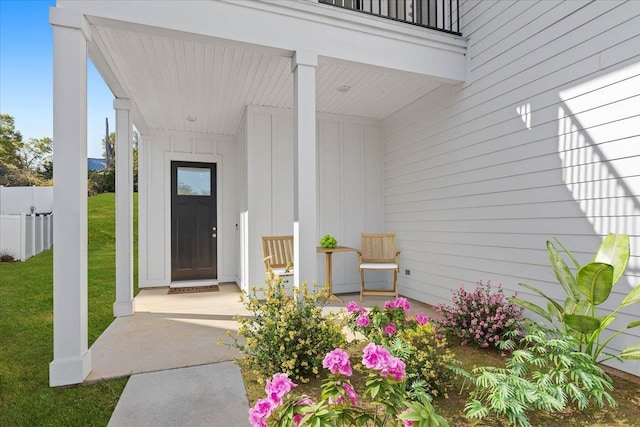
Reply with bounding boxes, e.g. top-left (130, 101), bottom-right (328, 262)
top-left (86, 283), bottom-right (439, 382)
